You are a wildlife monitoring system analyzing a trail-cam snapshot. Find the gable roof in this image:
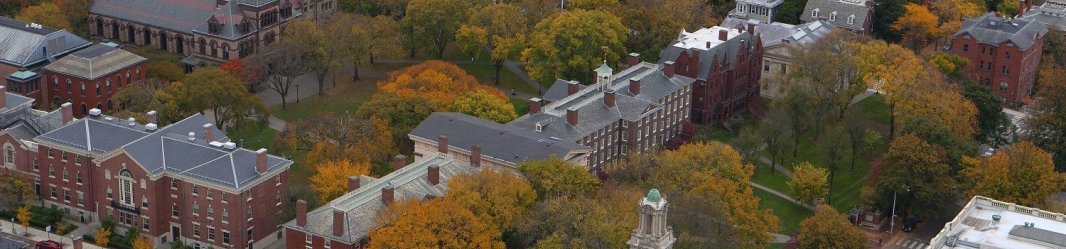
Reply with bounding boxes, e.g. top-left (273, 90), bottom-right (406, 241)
top-left (0, 17), bottom-right (90, 69)
top-left (43, 44), bottom-right (147, 80)
top-left (657, 27), bottom-right (761, 80)
top-left (90, 0), bottom-right (217, 35)
top-left (410, 112), bottom-right (590, 165)
top-left (1020, 0), bottom-right (1066, 32)
top-left (799, 0), bottom-right (872, 31)
top-left (957, 13), bottom-right (1049, 51)
top-left (191, 0), bottom-right (258, 39)
top-left (720, 17), bottom-right (834, 48)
